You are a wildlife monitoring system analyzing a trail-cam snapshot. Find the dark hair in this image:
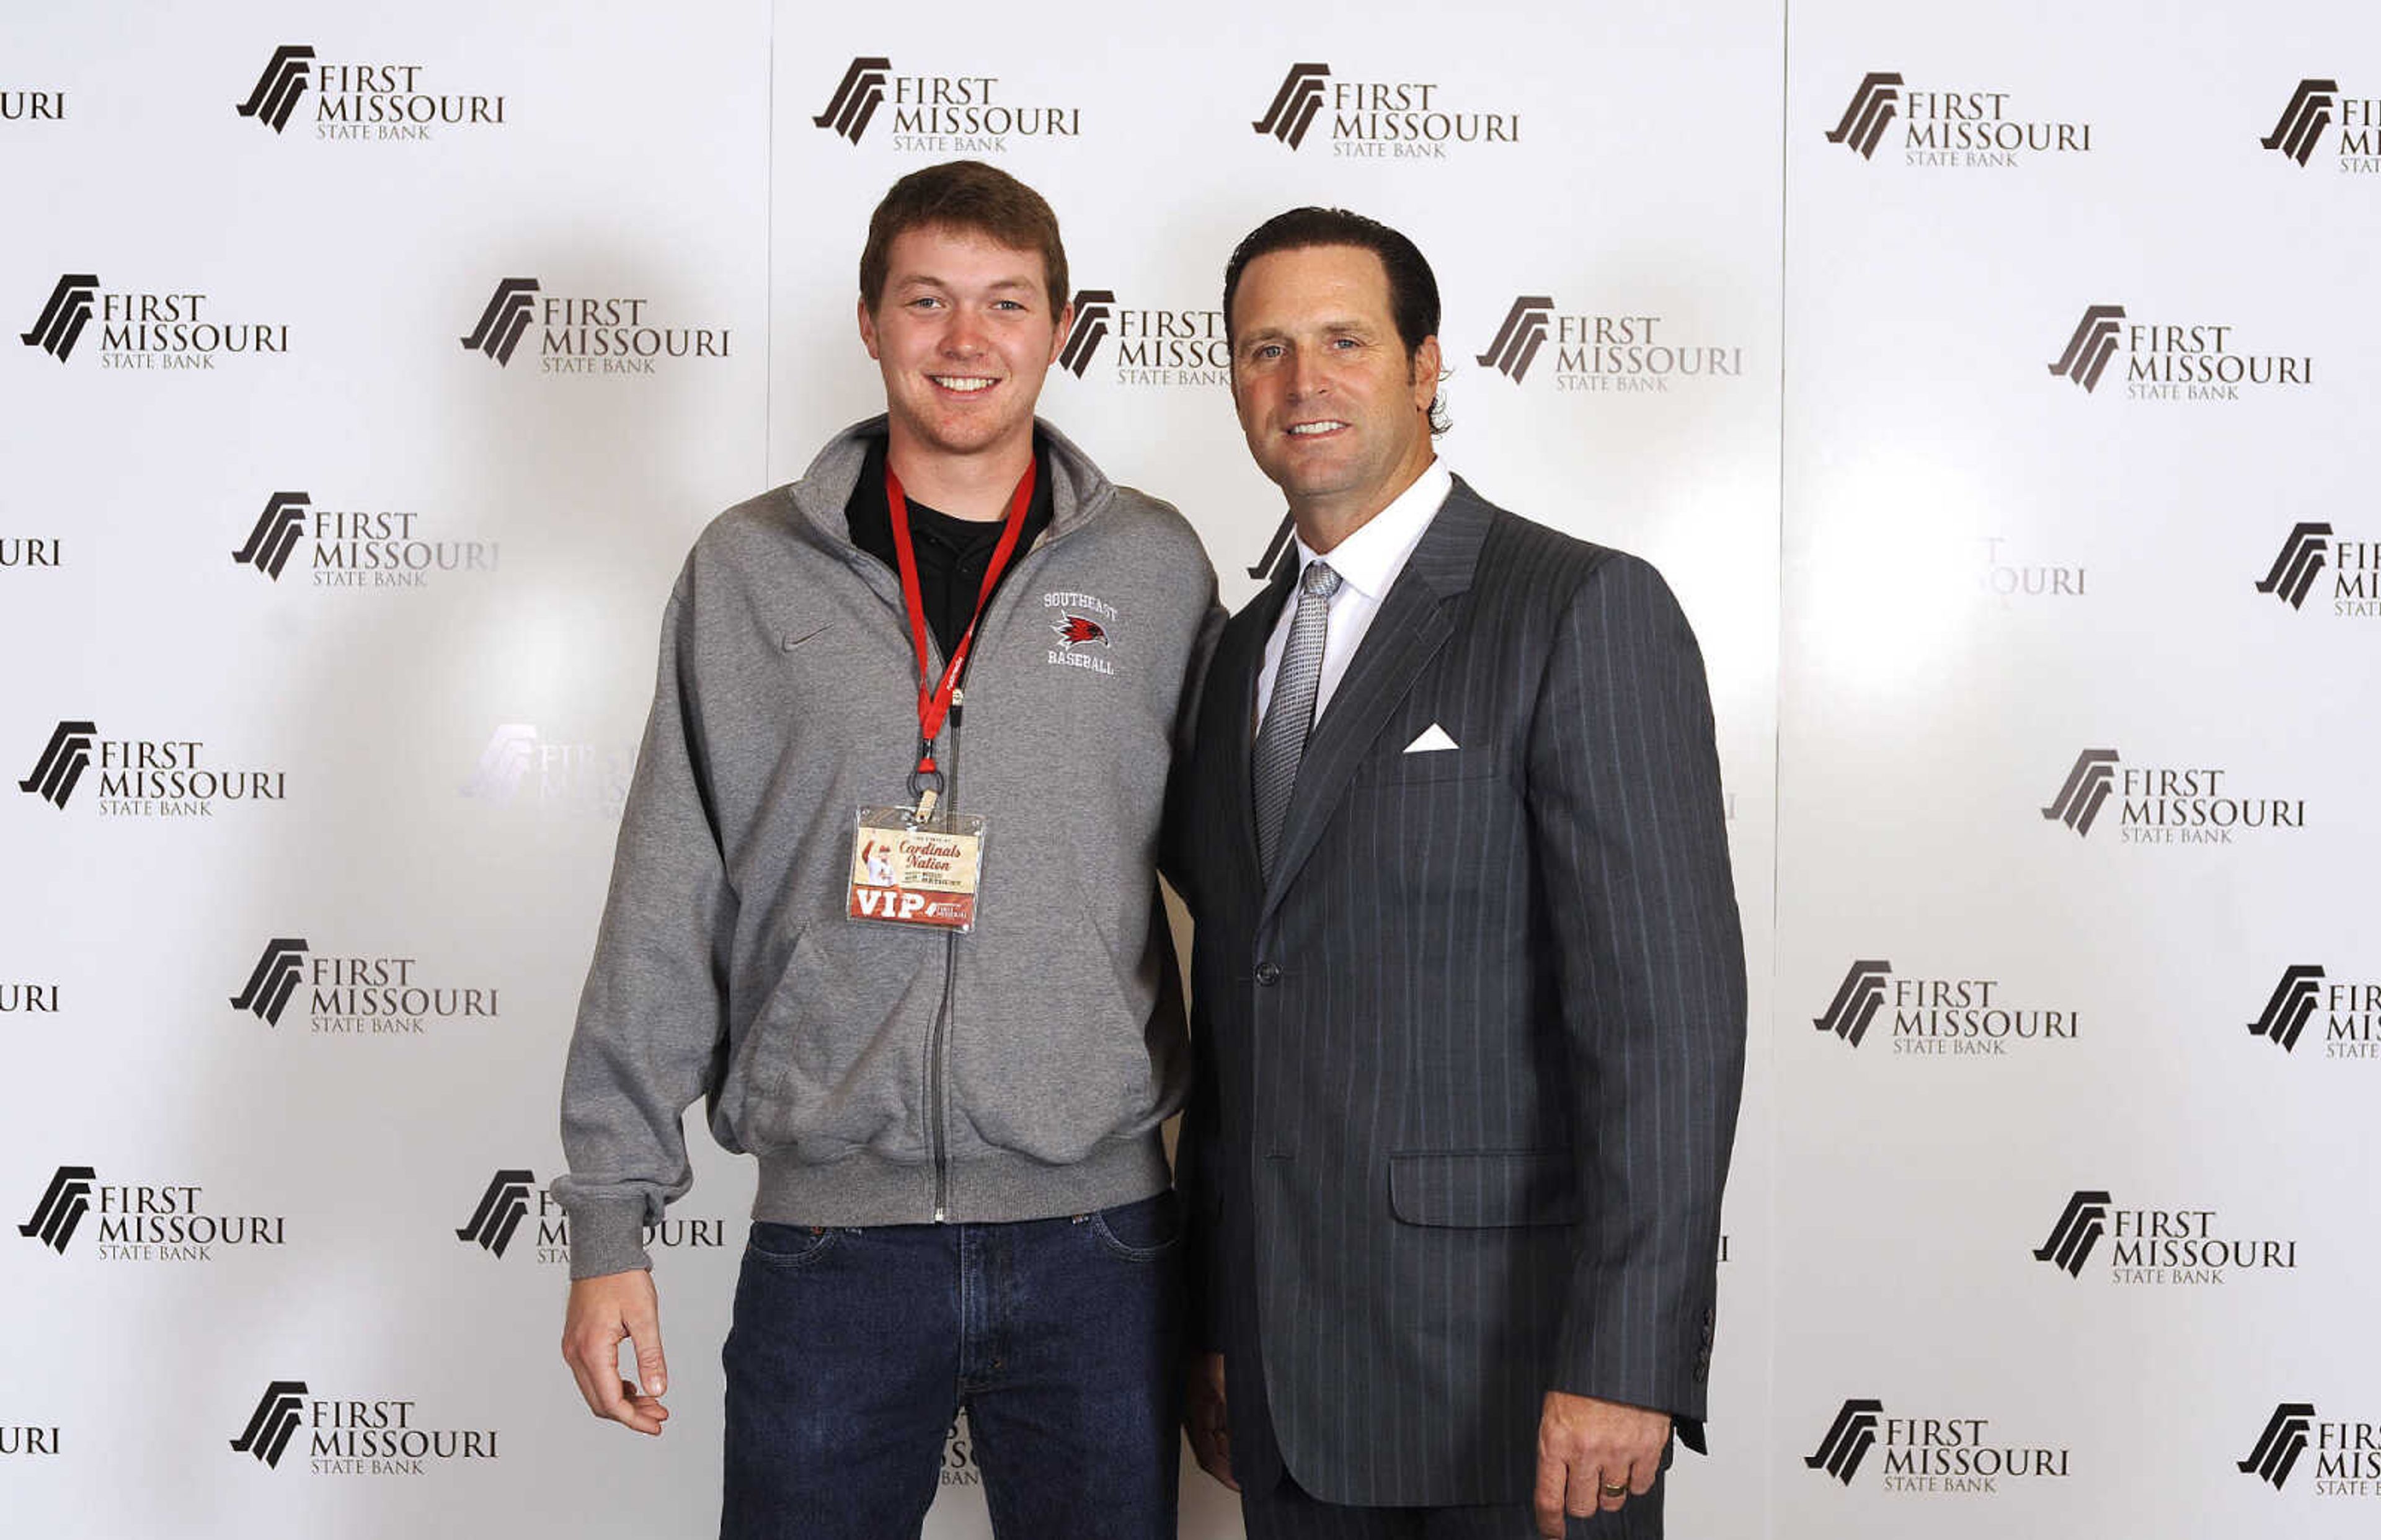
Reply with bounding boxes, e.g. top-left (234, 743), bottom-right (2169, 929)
top-left (1222, 206), bottom-right (1448, 432)
top-left (859, 161), bottom-right (1069, 316)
